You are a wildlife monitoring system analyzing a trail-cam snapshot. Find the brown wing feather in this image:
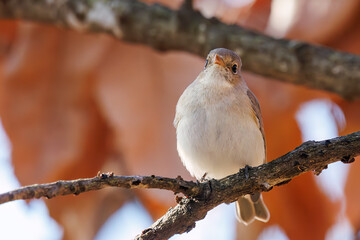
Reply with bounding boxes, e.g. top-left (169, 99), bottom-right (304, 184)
top-left (247, 89), bottom-right (266, 163)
